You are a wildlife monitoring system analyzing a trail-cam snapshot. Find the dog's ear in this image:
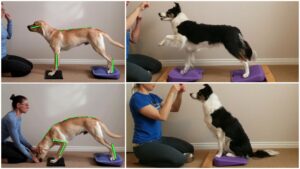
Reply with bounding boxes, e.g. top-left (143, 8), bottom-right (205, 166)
top-left (174, 2), bottom-right (181, 11)
top-left (204, 84), bottom-right (212, 91)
